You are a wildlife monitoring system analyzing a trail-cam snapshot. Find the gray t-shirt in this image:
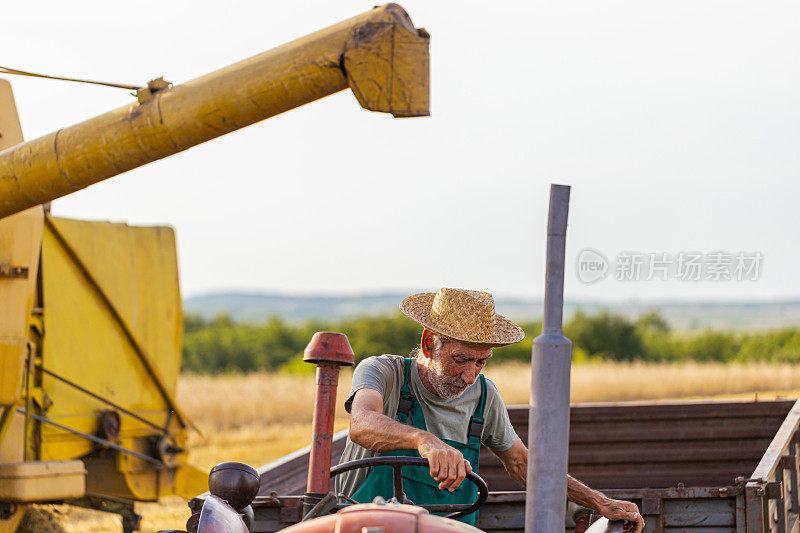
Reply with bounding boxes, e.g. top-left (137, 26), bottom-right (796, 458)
top-left (335, 354), bottom-right (517, 497)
